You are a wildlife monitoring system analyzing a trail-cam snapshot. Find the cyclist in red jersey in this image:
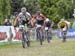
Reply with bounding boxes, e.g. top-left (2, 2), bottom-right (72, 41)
top-left (33, 11), bottom-right (45, 25)
top-left (32, 11), bottom-right (46, 41)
